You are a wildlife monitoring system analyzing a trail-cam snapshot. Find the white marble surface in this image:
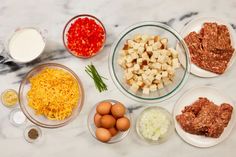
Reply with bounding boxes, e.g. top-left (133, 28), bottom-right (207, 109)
top-left (0, 0), bottom-right (236, 157)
